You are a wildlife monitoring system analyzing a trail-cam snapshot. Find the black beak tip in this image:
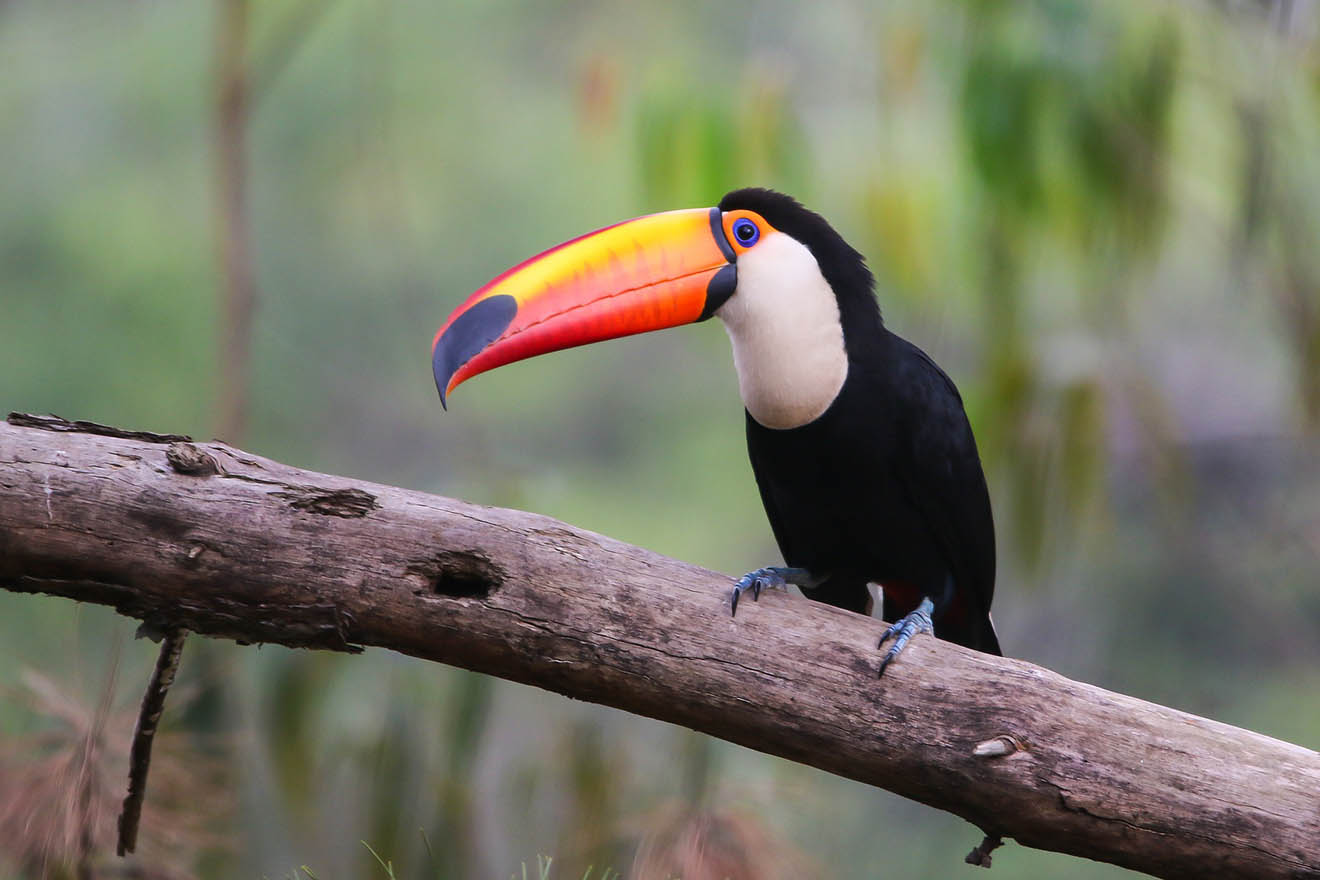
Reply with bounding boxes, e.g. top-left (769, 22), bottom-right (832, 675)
top-left (430, 294), bottom-right (519, 413)
top-left (432, 347), bottom-right (452, 410)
